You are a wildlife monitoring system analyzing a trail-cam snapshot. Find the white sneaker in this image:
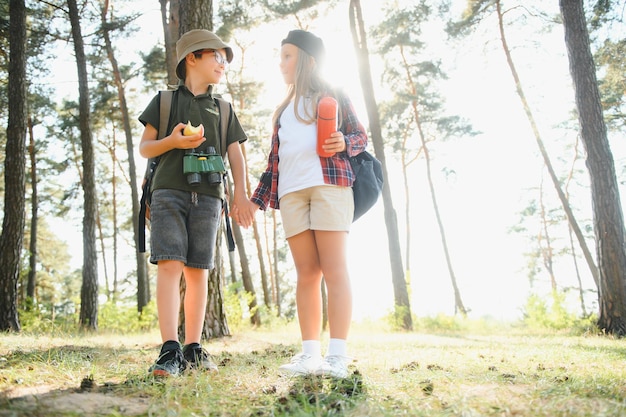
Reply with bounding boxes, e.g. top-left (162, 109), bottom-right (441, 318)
top-left (315, 355), bottom-right (351, 378)
top-left (278, 353), bottom-right (323, 376)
